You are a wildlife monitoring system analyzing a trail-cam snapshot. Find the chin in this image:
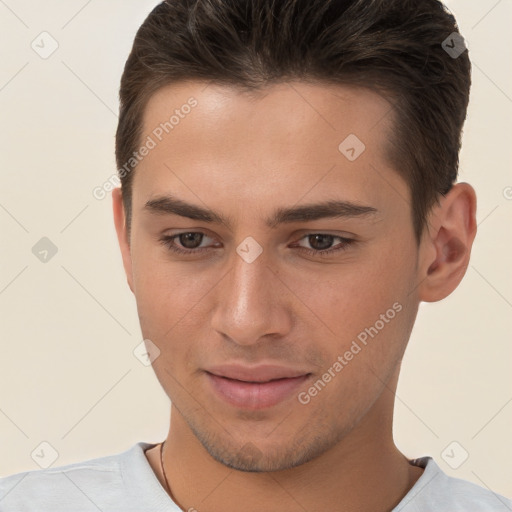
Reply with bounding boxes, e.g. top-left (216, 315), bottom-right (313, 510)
top-left (189, 417), bottom-right (342, 473)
